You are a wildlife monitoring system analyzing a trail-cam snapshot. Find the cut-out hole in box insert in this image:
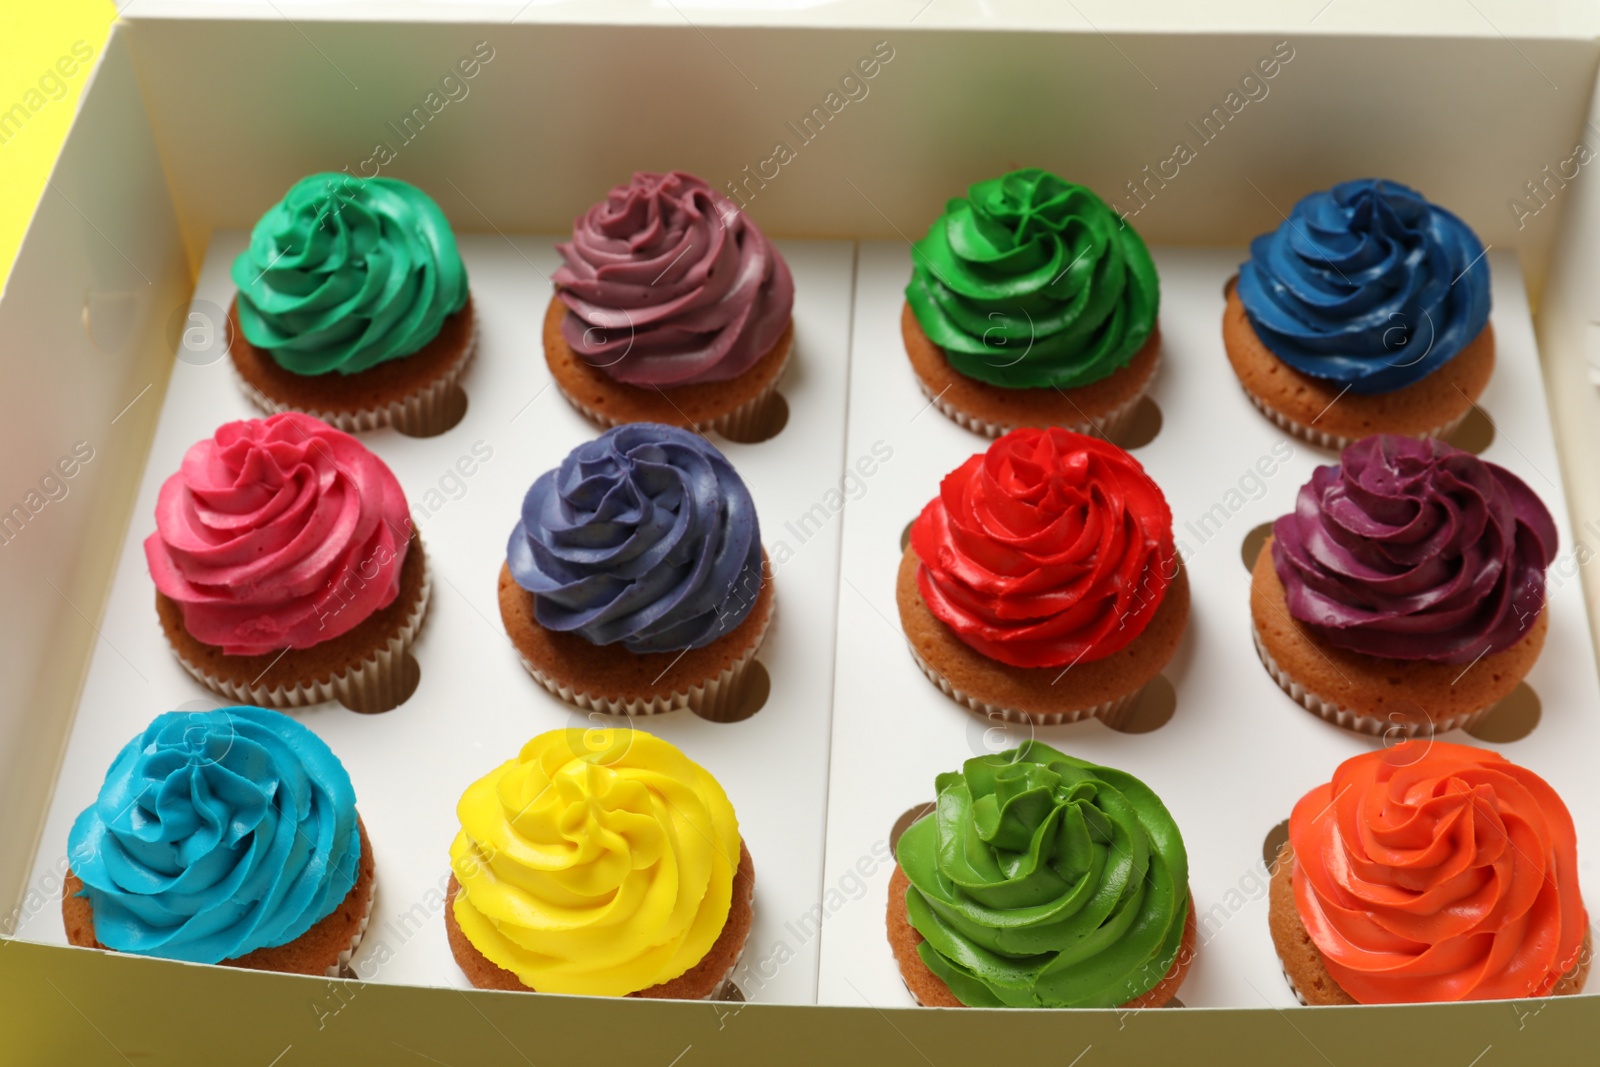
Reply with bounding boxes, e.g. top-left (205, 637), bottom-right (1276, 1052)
top-left (692, 660), bottom-right (772, 724)
top-left (717, 392), bottom-right (790, 445)
top-left (338, 653), bottom-right (422, 714)
top-left (1464, 682), bottom-right (1540, 742)
top-left (1109, 396), bottom-right (1163, 450)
